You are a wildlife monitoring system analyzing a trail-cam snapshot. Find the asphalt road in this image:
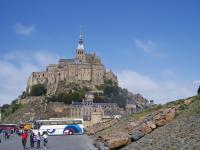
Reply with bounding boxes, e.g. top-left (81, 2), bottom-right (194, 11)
top-left (0, 134), bottom-right (97, 150)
